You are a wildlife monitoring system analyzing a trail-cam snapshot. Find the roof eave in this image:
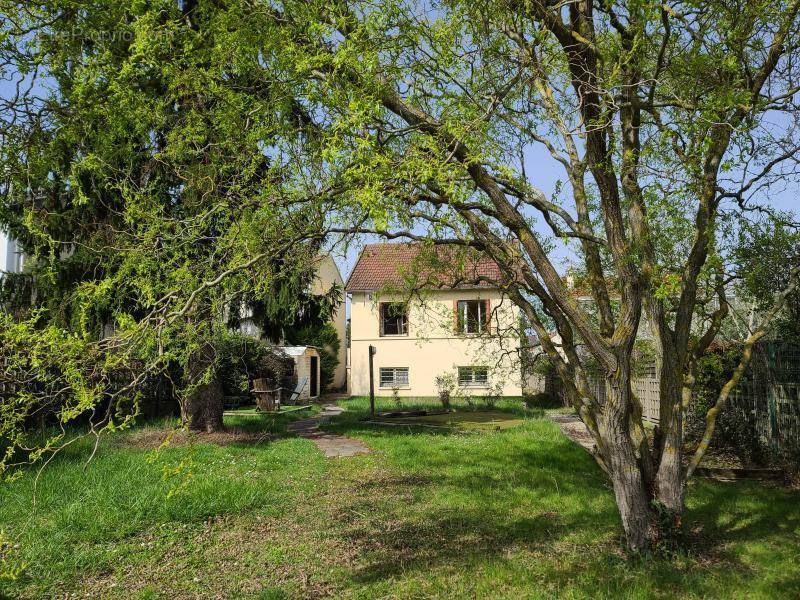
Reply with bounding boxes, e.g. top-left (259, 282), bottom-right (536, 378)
top-left (346, 284), bottom-right (501, 293)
